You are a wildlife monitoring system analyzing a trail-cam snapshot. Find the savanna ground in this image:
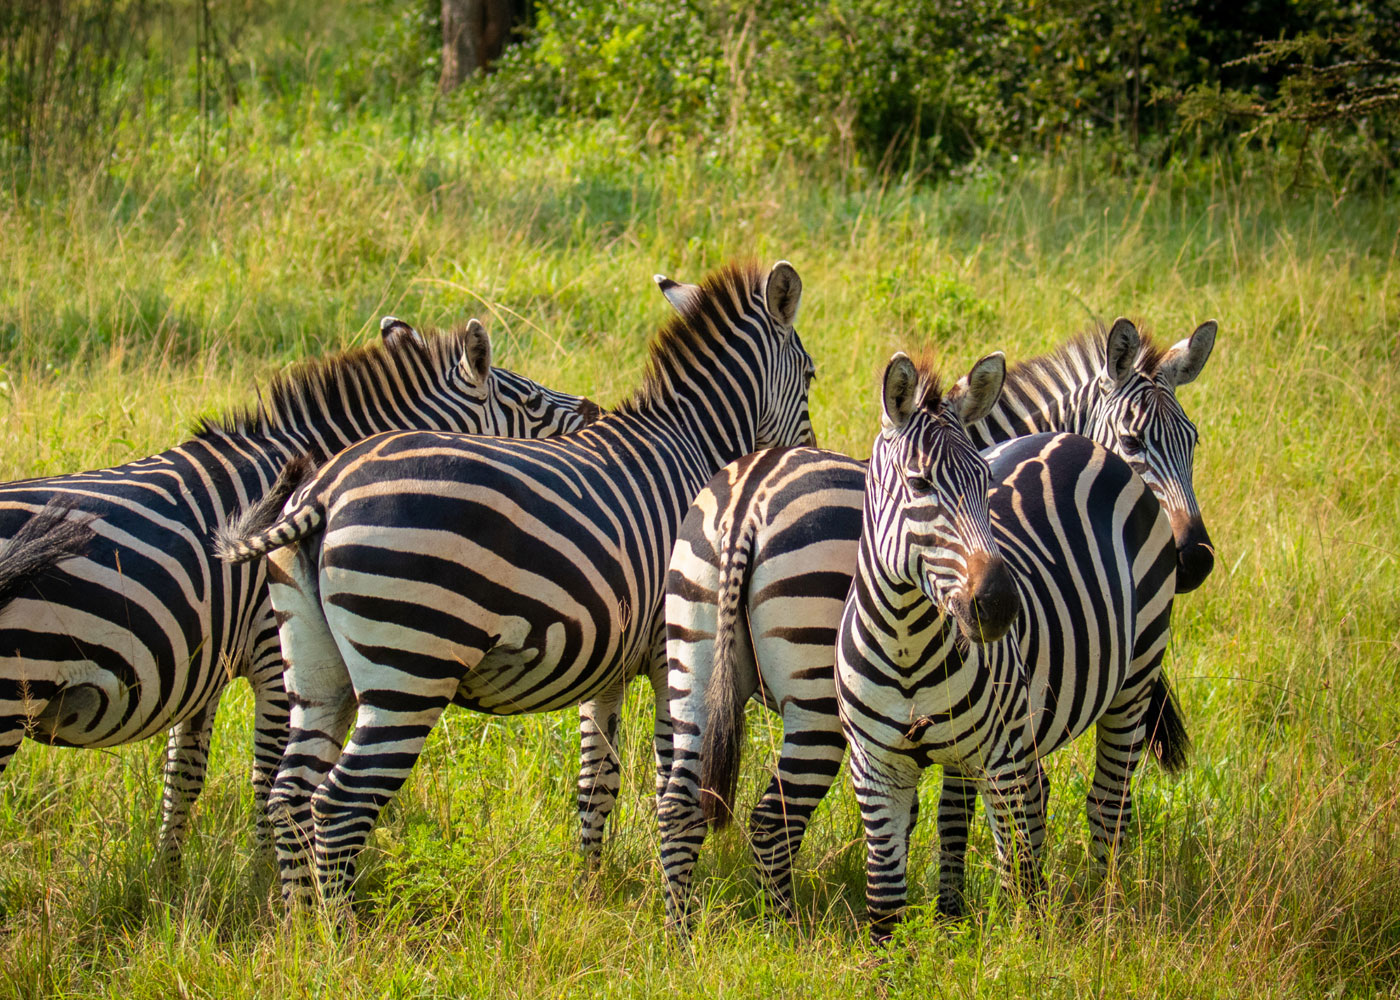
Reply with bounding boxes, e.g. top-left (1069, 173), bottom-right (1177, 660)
top-left (2, 18), bottom-right (1400, 1000)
